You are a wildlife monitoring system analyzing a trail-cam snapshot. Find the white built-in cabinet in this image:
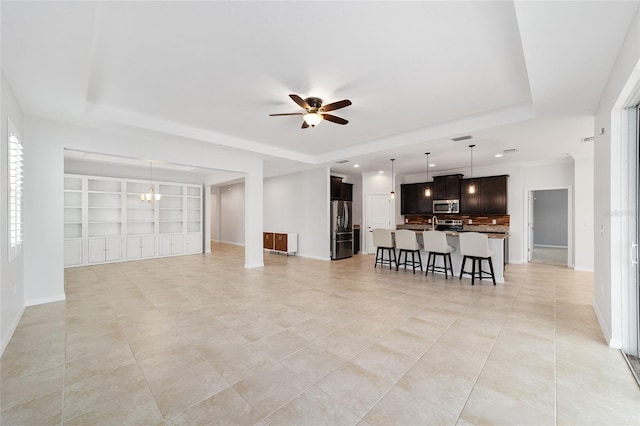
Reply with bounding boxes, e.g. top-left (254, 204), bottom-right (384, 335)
top-left (64, 174), bottom-right (203, 267)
